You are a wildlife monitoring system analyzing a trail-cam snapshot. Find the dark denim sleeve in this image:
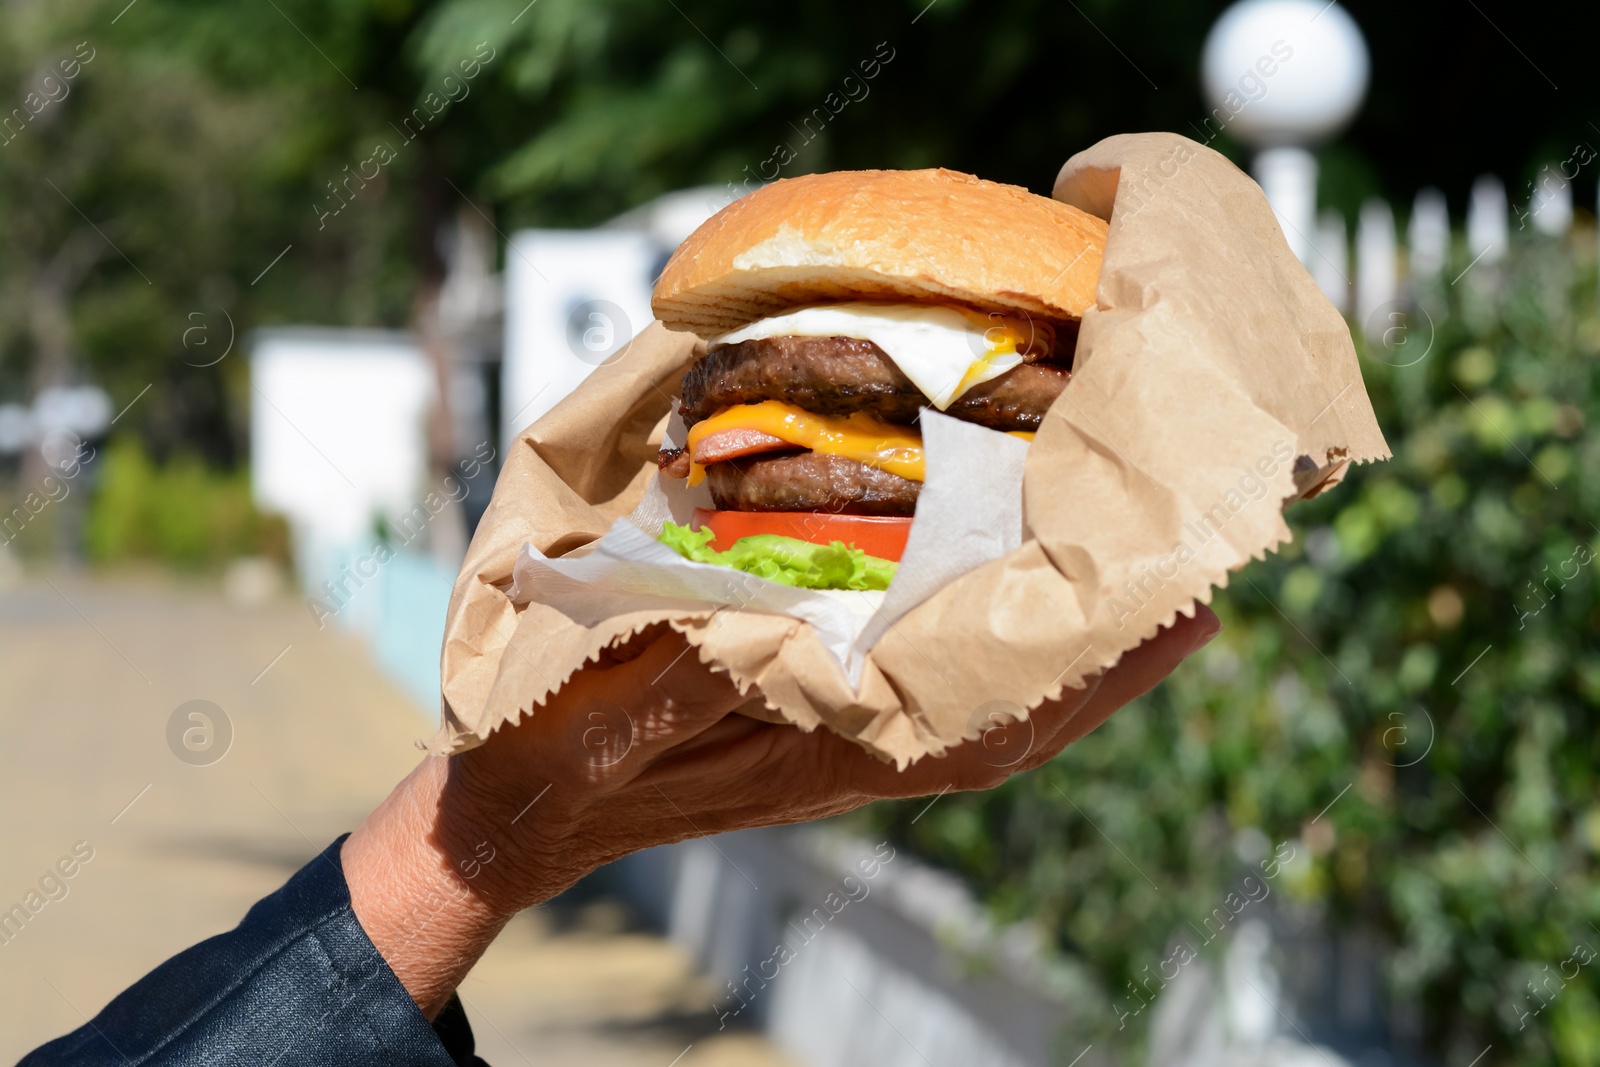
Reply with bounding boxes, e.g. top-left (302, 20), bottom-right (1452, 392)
top-left (19, 836), bottom-right (489, 1067)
